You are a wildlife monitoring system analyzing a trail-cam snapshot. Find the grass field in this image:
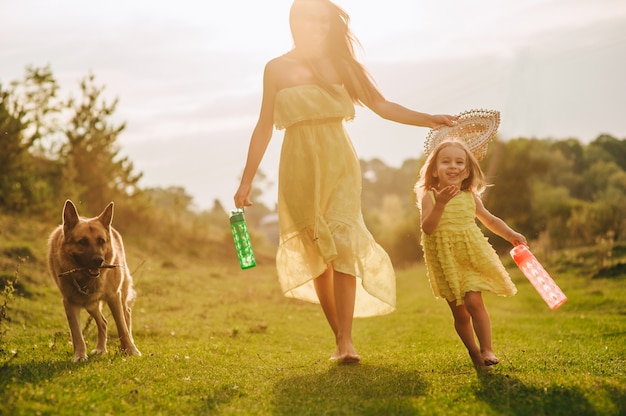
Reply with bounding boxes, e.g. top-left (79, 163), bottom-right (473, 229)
top-left (1, 224), bottom-right (625, 415)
